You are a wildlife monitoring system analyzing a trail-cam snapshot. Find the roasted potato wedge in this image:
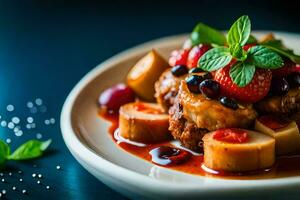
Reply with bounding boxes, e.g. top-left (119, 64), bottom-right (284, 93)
top-left (127, 50), bottom-right (169, 101)
top-left (119, 102), bottom-right (171, 143)
top-left (203, 130), bottom-right (275, 172)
